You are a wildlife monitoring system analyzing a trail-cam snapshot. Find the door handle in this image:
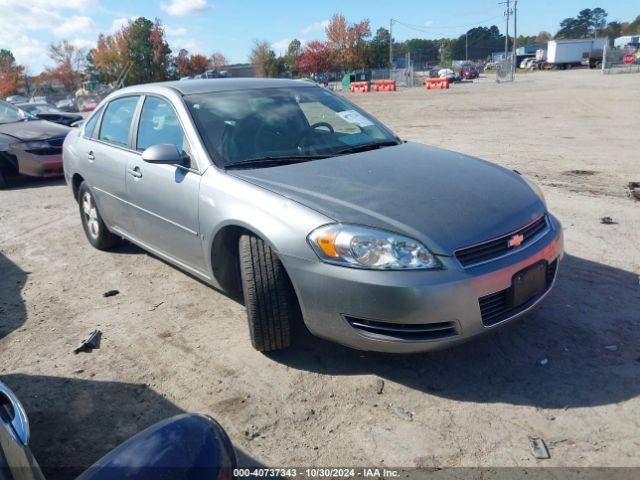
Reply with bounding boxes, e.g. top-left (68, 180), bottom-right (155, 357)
top-left (87, 151), bottom-right (95, 161)
top-left (127, 167), bottom-right (142, 179)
